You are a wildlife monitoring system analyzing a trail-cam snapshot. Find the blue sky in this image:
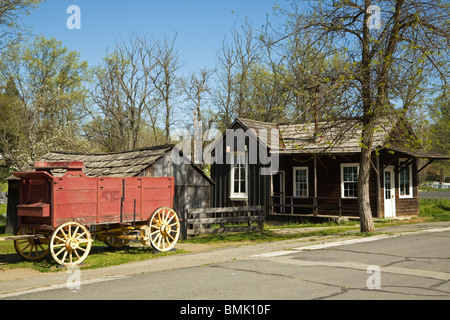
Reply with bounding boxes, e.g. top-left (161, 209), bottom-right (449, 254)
top-left (22, 0), bottom-right (286, 74)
